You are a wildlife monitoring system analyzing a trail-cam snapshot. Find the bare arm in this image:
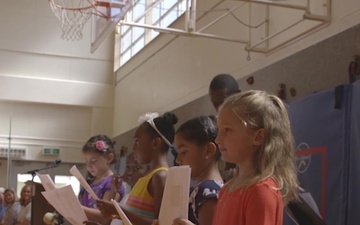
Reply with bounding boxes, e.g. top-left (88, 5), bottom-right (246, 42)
top-left (103, 174), bottom-right (123, 202)
top-left (82, 206), bottom-right (104, 223)
top-left (96, 200), bottom-right (155, 225)
top-left (170, 198), bottom-right (217, 225)
top-left (148, 170), bottom-right (167, 219)
top-left (197, 198), bottom-right (217, 225)
top-left (96, 170), bottom-right (167, 225)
